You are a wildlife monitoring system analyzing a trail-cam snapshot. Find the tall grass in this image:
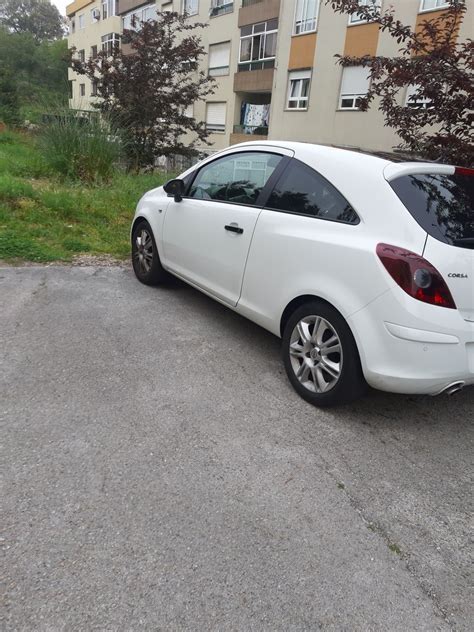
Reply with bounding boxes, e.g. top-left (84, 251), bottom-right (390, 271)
top-left (38, 109), bottom-right (125, 183)
top-left (0, 130), bottom-right (169, 262)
